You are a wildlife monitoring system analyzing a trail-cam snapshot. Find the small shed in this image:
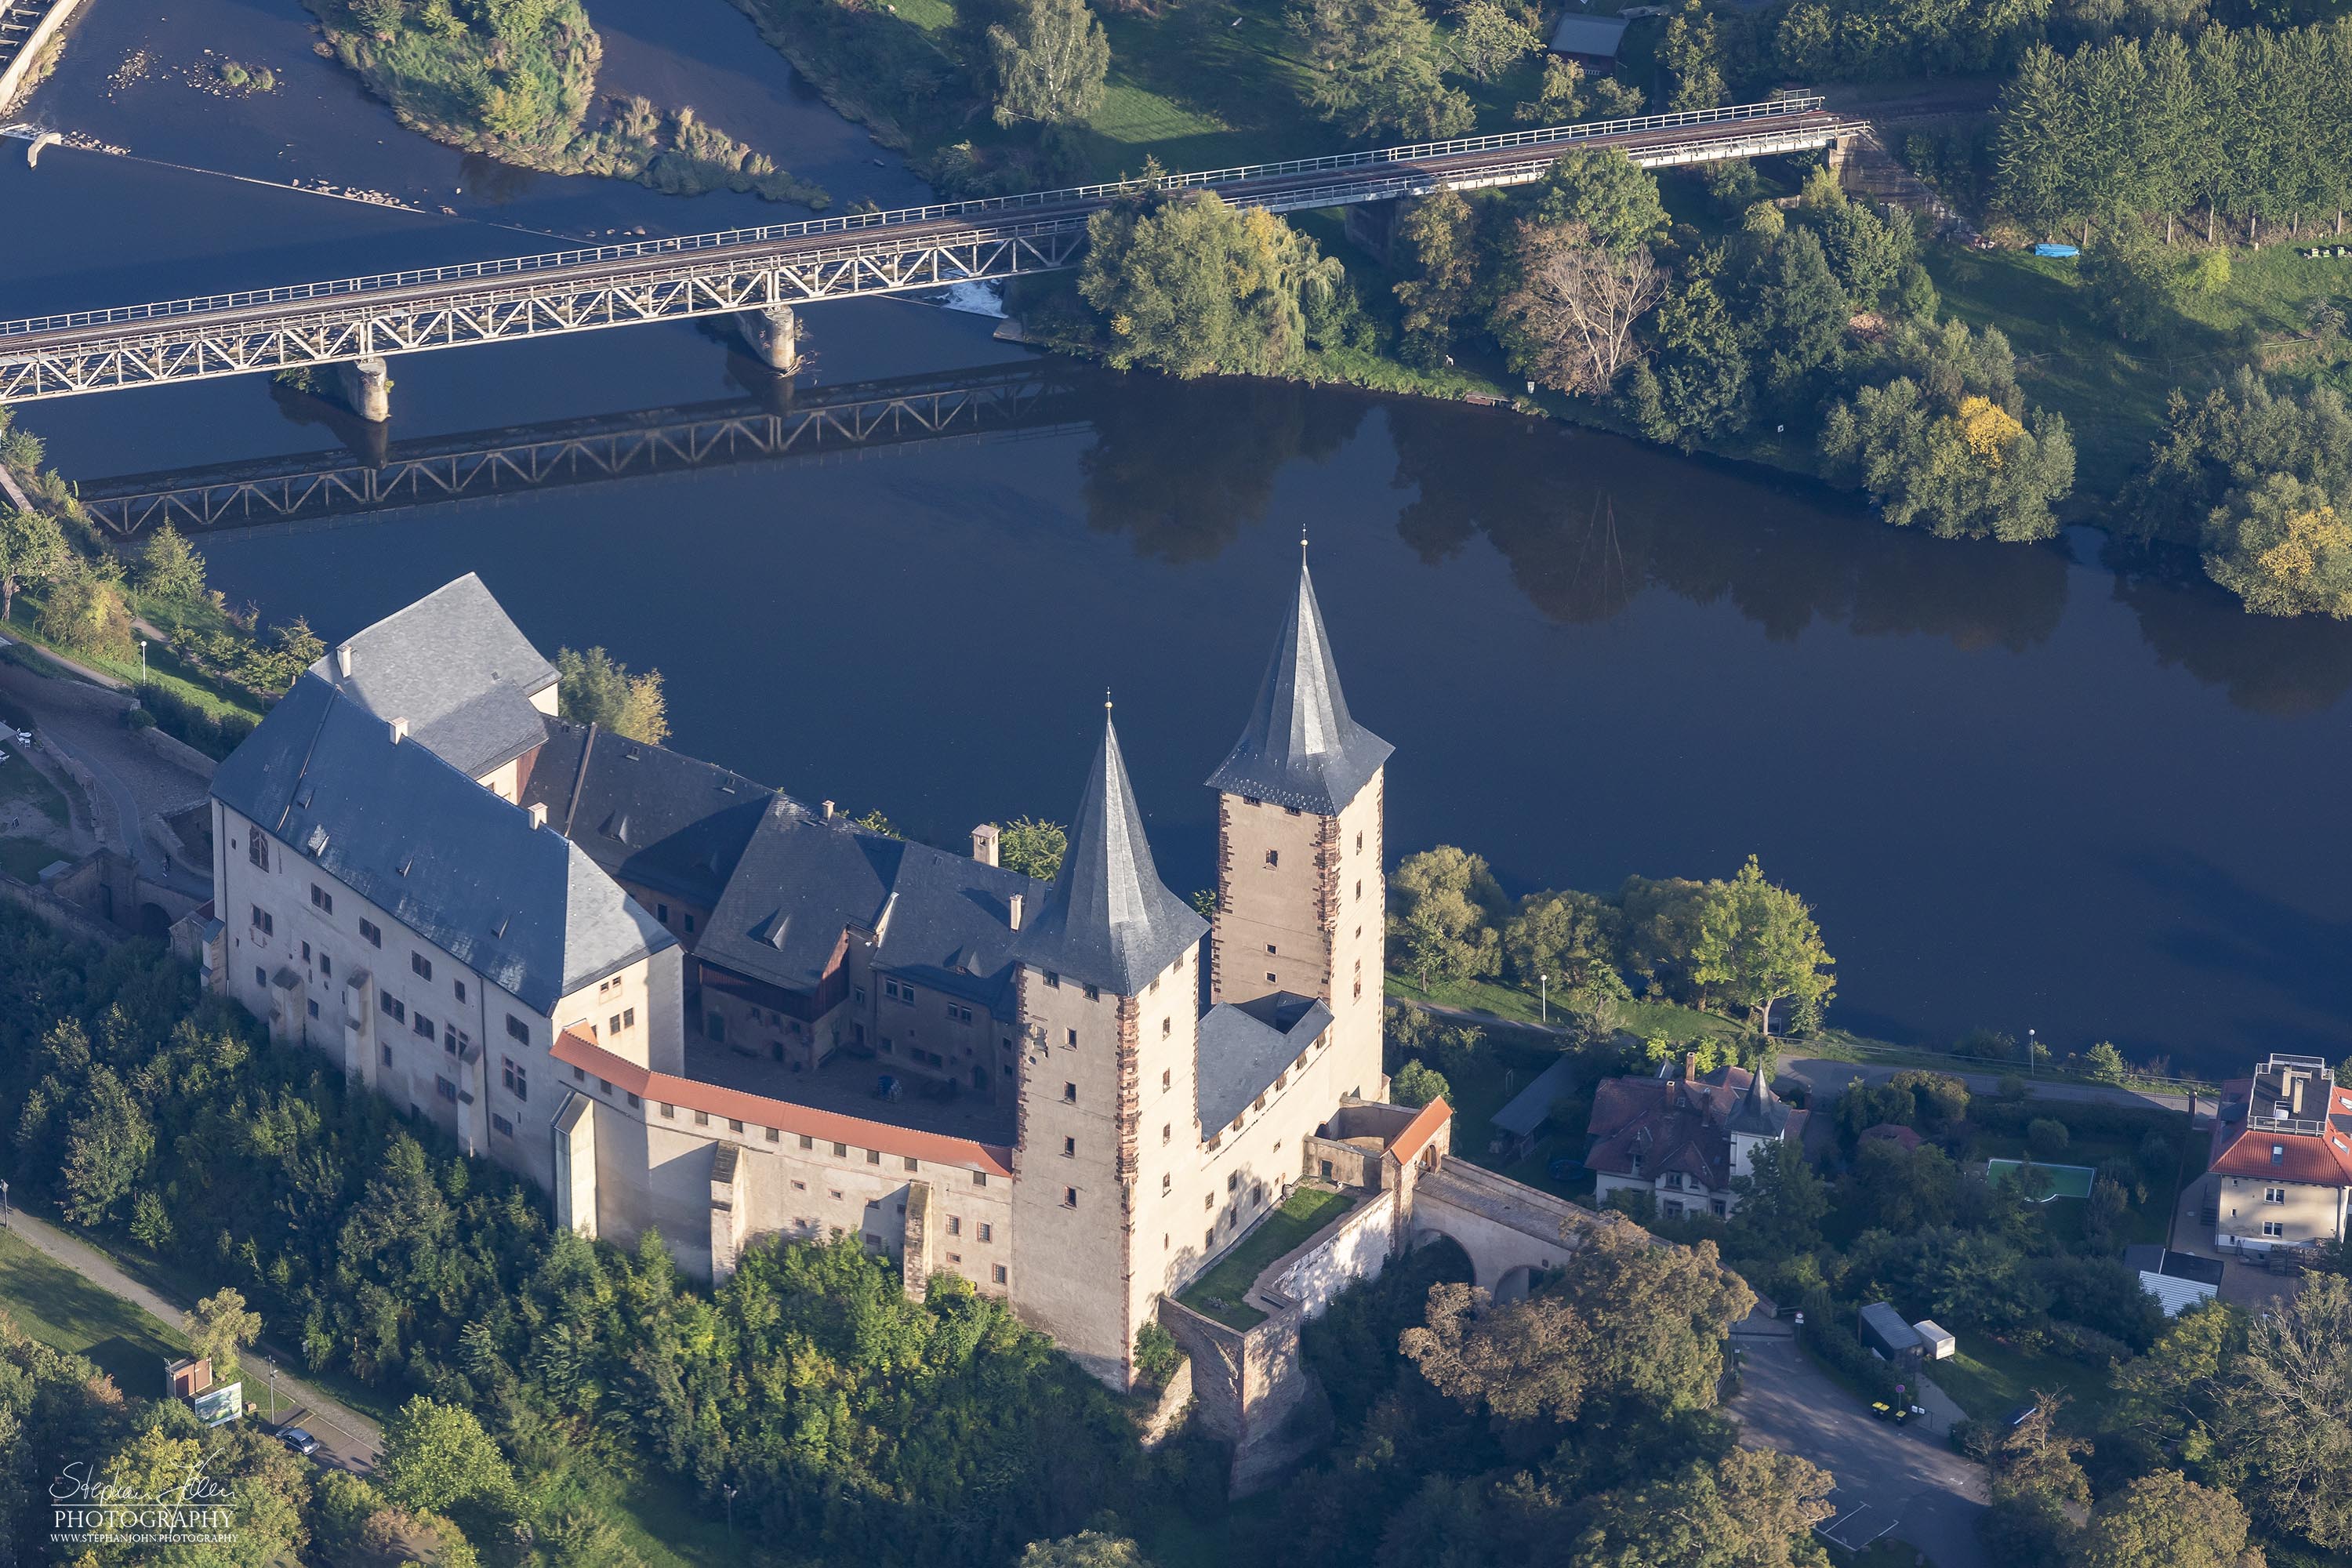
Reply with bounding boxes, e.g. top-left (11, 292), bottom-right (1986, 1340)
top-left (1859, 1301), bottom-right (1925, 1367)
top-left (2123, 1244), bottom-right (2224, 1316)
top-left (1548, 13), bottom-right (1630, 63)
top-left (1491, 1055), bottom-right (1577, 1159)
top-left (1911, 1319), bottom-right (1956, 1360)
